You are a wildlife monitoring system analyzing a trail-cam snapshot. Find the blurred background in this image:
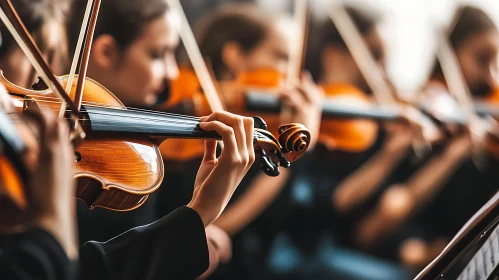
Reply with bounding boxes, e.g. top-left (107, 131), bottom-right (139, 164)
top-left (182, 0), bottom-right (499, 93)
